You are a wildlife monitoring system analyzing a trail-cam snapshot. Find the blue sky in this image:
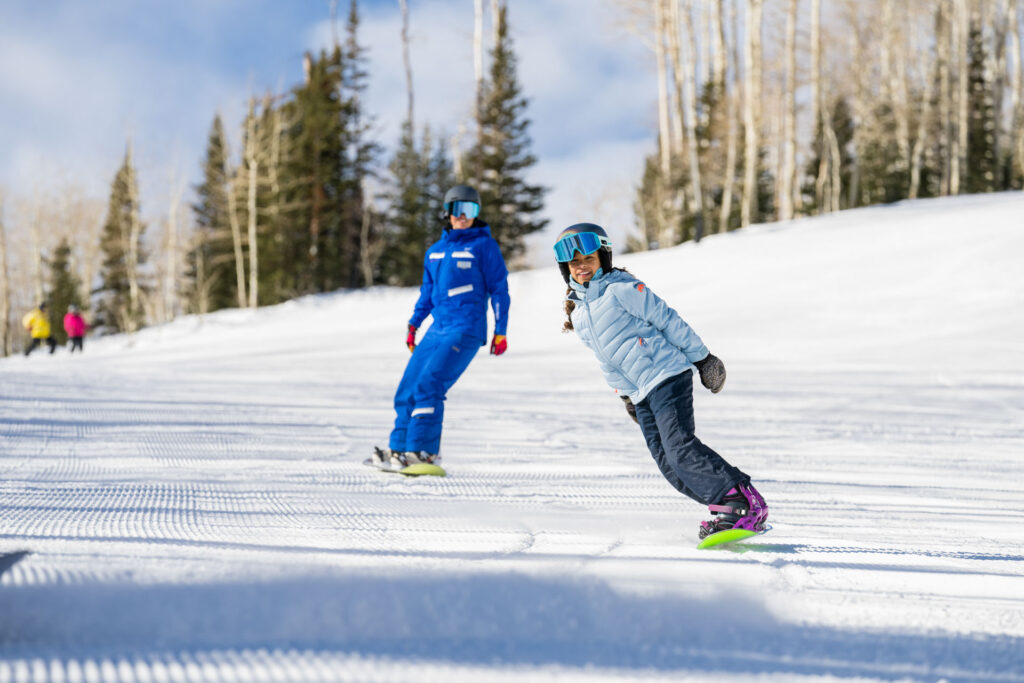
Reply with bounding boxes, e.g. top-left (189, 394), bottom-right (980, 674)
top-left (0, 0), bottom-right (656, 261)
